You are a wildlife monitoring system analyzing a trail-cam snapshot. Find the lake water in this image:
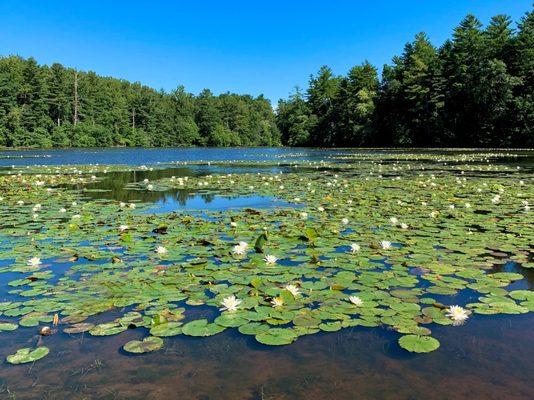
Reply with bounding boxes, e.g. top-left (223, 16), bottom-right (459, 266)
top-left (0, 148), bottom-right (533, 400)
